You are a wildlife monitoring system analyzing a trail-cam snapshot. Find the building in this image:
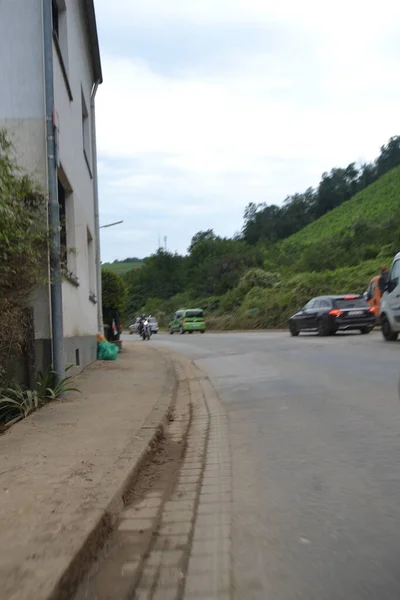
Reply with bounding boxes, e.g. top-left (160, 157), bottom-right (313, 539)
top-left (0, 0), bottom-right (103, 376)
